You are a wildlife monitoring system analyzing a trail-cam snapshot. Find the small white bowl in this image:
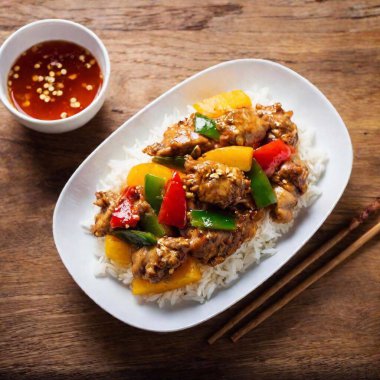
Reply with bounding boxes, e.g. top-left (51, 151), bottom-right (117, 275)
top-left (0, 19), bottom-right (110, 133)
